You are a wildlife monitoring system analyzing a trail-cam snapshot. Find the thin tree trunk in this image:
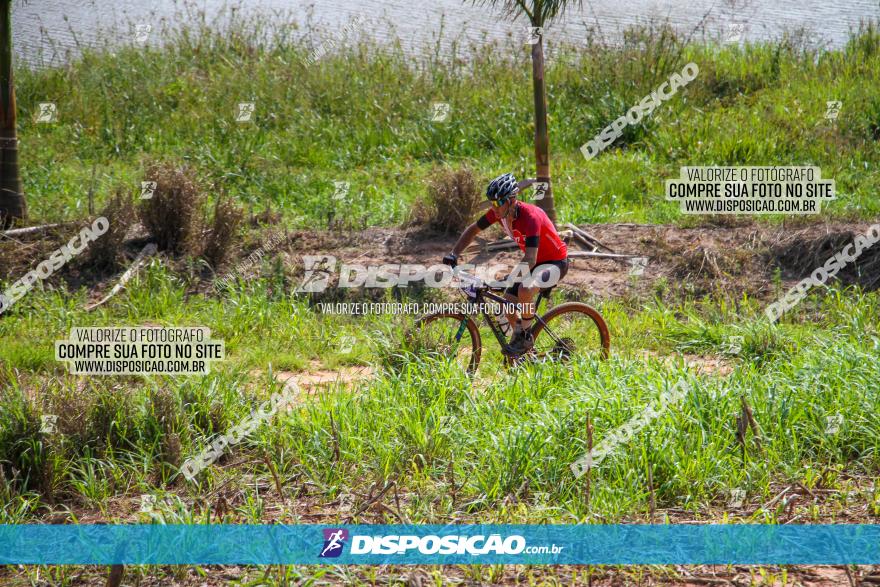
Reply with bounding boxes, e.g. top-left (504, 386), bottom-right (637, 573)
top-left (0, 0), bottom-right (25, 229)
top-left (530, 30), bottom-right (556, 223)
